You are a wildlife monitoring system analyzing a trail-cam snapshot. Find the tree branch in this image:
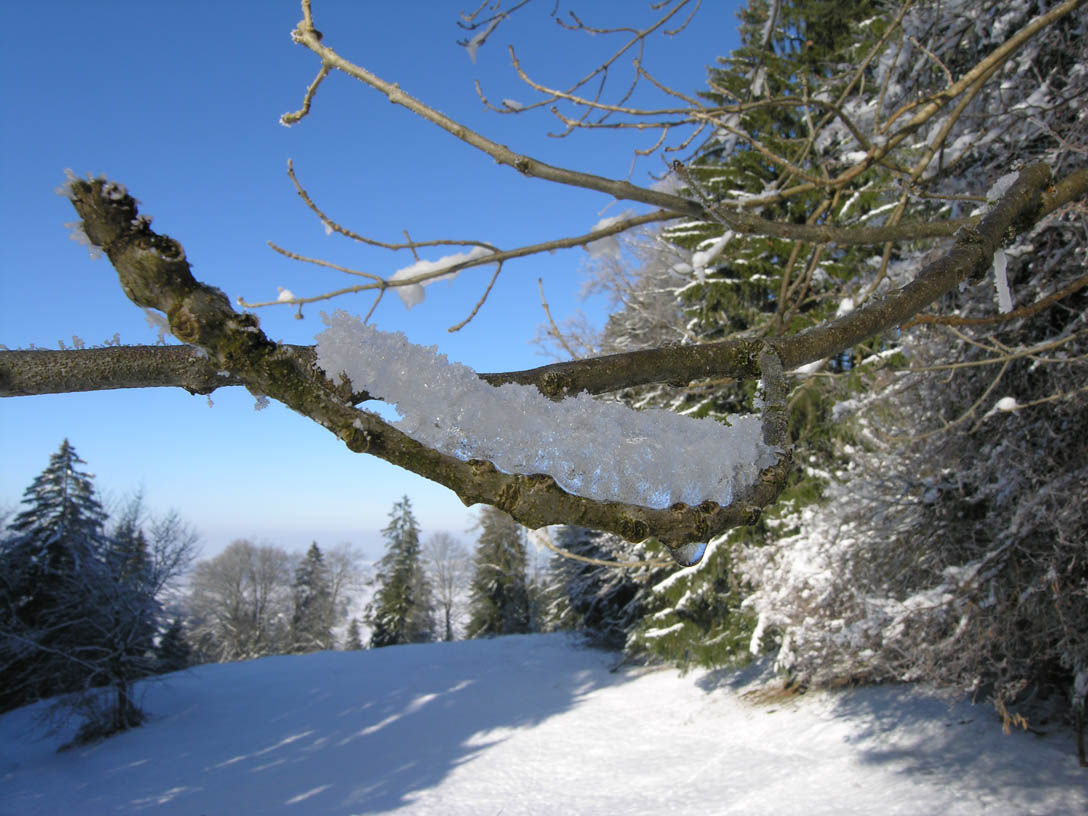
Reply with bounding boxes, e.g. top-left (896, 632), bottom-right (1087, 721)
top-left (4, 164), bottom-right (1083, 400)
top-left (0, 345), bottom-right (242, 397)
top-left (52, 174), bottom-right (791, 551)
top-left (281, 7), bottom-right (1066, 249)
